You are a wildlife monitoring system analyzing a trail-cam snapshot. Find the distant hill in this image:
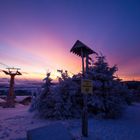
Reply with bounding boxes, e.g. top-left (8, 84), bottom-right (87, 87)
top-left (123, 81), bottom-right (140, 90)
